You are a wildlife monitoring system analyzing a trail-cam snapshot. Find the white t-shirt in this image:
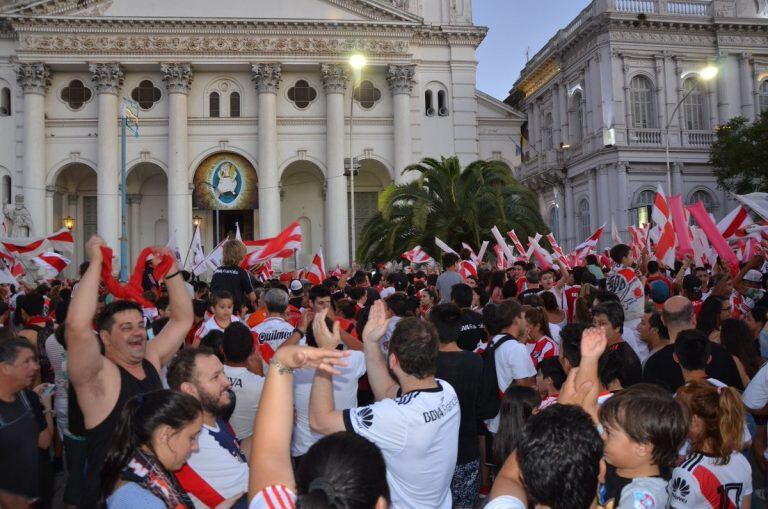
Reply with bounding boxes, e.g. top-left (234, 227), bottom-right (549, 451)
top-left (487, 334), bottom-right (537, 433)
top-left (251, 316), bottom-right (294, 360)
top-left (743, 363), bottom-right (768, 459)
top-left (223, 365), bottom-right (265, 440)
top-left (343, 380), bottom-right (460, 509)
top-left (483, 495), bottom-right (527, 509)
top-left (249, 485), bottom-right (296, 509)
top-left (668, 452), bottom-right (752, 508)
top-left (291, 350), bottom-right (366, 457)
top-left (194, 315), bottom-right (240, 343)
top-left (380, 315), bottom-right (403, 355)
